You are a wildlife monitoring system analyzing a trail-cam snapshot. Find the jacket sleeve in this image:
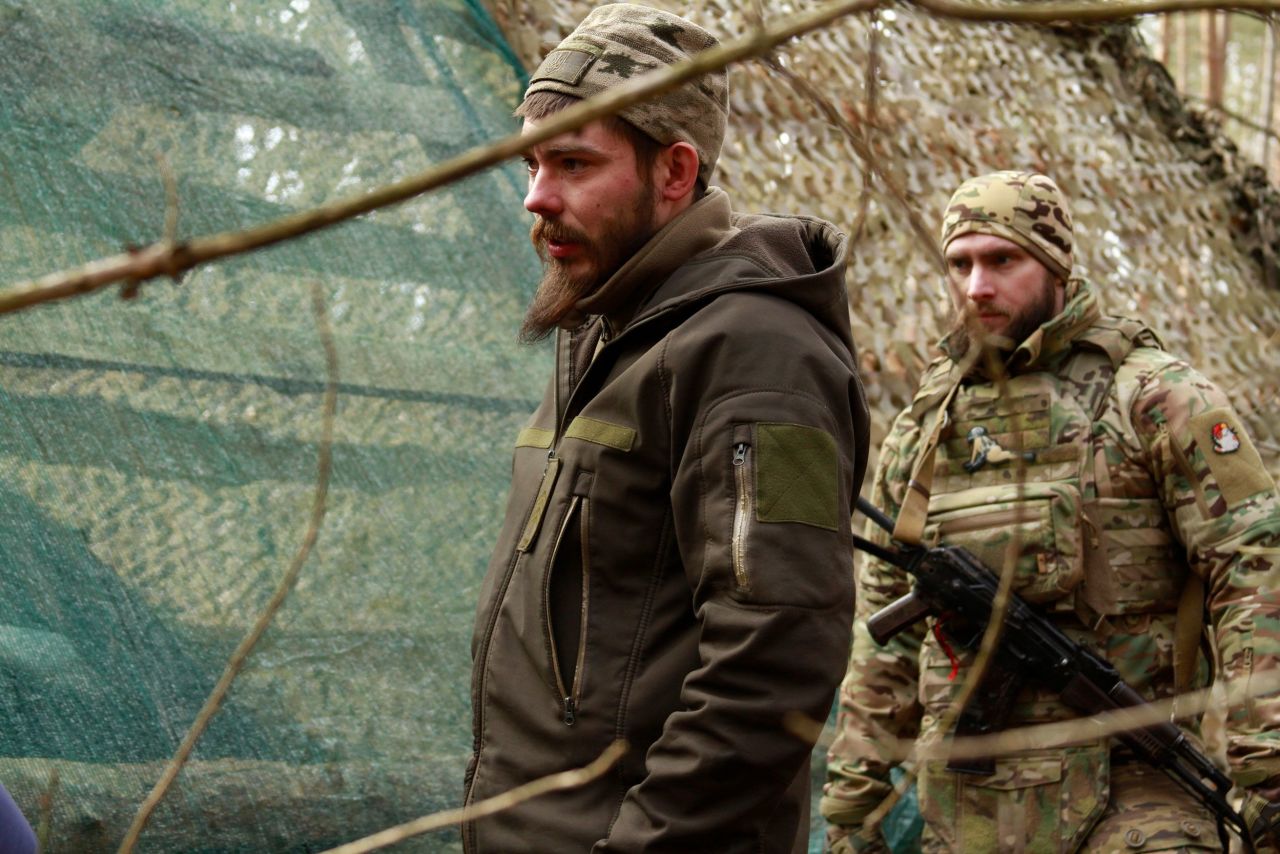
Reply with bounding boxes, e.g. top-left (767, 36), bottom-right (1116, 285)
top-left (594, 307), bottom-right (864, 853)
top-left (1127, 355), bottom-right (1280, 793)
top-left (821, 412), bottom-right (926, 852)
